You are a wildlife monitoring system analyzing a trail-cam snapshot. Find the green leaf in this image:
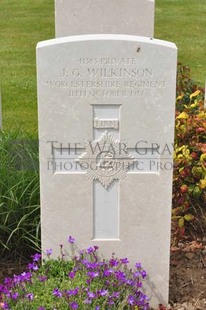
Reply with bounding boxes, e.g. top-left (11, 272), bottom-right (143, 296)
top-left (178, 217), bottom-right (185, 228)
top-left (184, 214), bottom-right (194, 222)
top-left (193, 186), bottom-right (202, 197)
